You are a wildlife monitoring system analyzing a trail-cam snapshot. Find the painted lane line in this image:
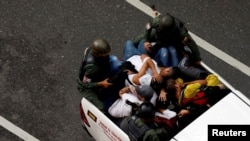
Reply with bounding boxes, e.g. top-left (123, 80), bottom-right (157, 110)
top-left (126, 0), bottom-right (250, 77)
top-left (189, 32), bottom-right (250, 77)
top-left (0, 116), bottom-right (40, 141)
top-left (126, 0), bottom-right (156, 18)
